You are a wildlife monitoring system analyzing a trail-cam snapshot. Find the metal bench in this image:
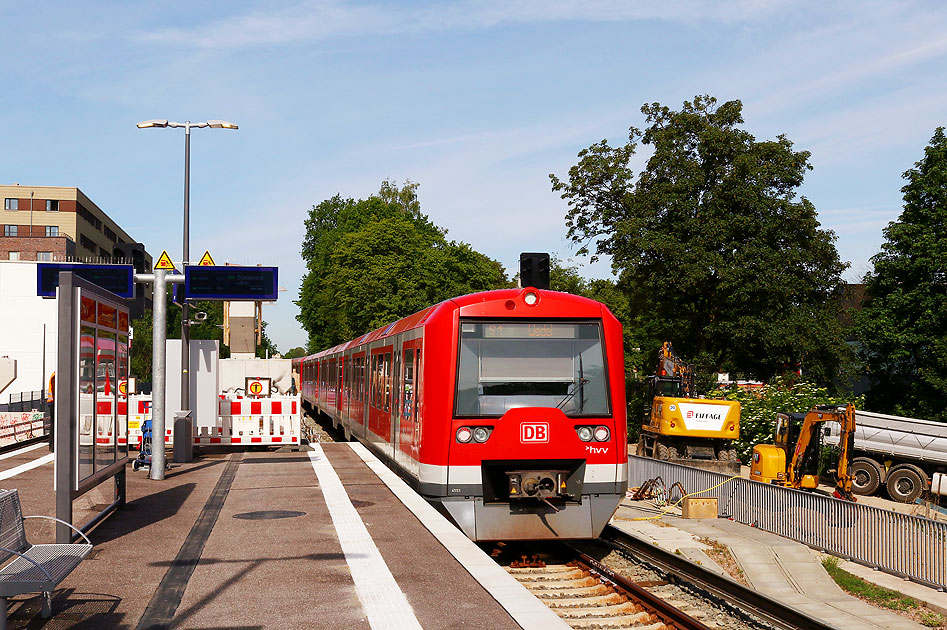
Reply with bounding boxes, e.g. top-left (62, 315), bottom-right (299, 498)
top-left (0, 488), bottom-right (92, 630)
